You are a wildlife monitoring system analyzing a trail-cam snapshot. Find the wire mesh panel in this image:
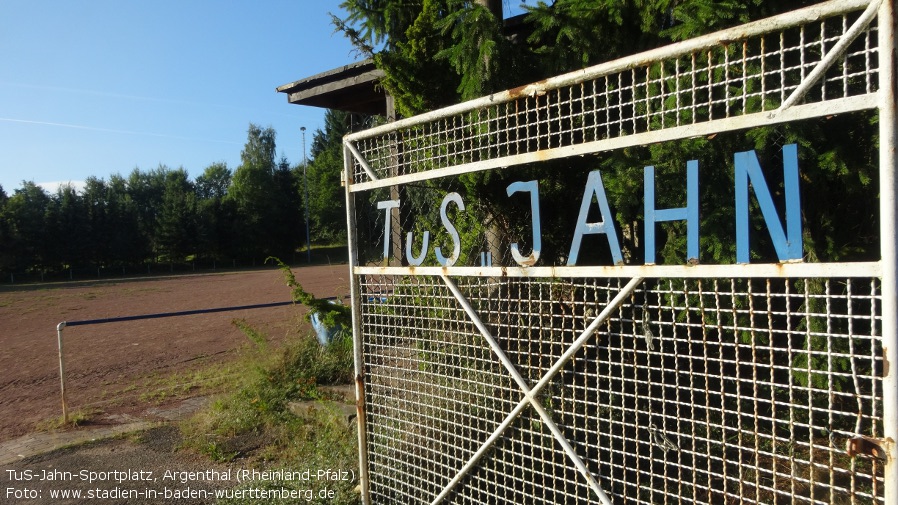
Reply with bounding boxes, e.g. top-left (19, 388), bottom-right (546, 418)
top-left (343, 1), bottom-right (896, 504)
top-left (357, 275), bottom-right (883, 504)
top-left (345, 0), bottom-right (880, 191)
